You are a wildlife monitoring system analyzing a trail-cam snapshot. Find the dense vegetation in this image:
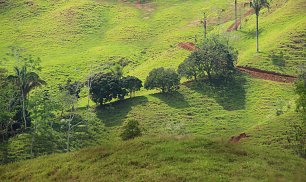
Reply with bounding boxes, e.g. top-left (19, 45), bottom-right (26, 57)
top-left (0, 0), bottom-right (305, 181)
